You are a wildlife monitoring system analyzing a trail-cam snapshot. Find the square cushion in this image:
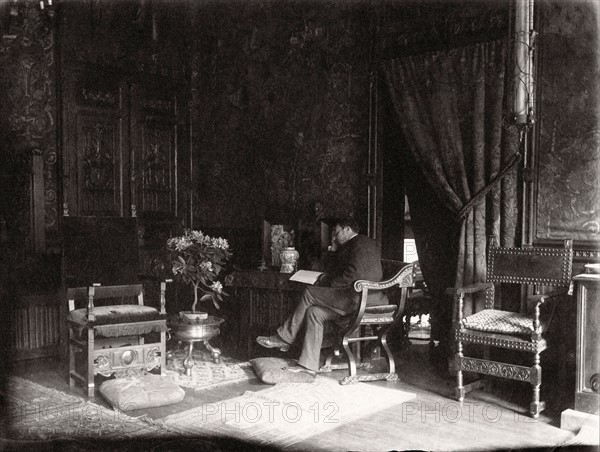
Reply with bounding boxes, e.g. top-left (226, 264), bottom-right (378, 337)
top-left (250, 358), bottom-right (315, 384)
top-left (100, 374), bottom-right (184, 411)
top-left (461, 309), bottom-right (535, 335)
top-left (68, 305), bottom-right (167, 337)
top-left (68, 305), bottom-right (164, 326)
